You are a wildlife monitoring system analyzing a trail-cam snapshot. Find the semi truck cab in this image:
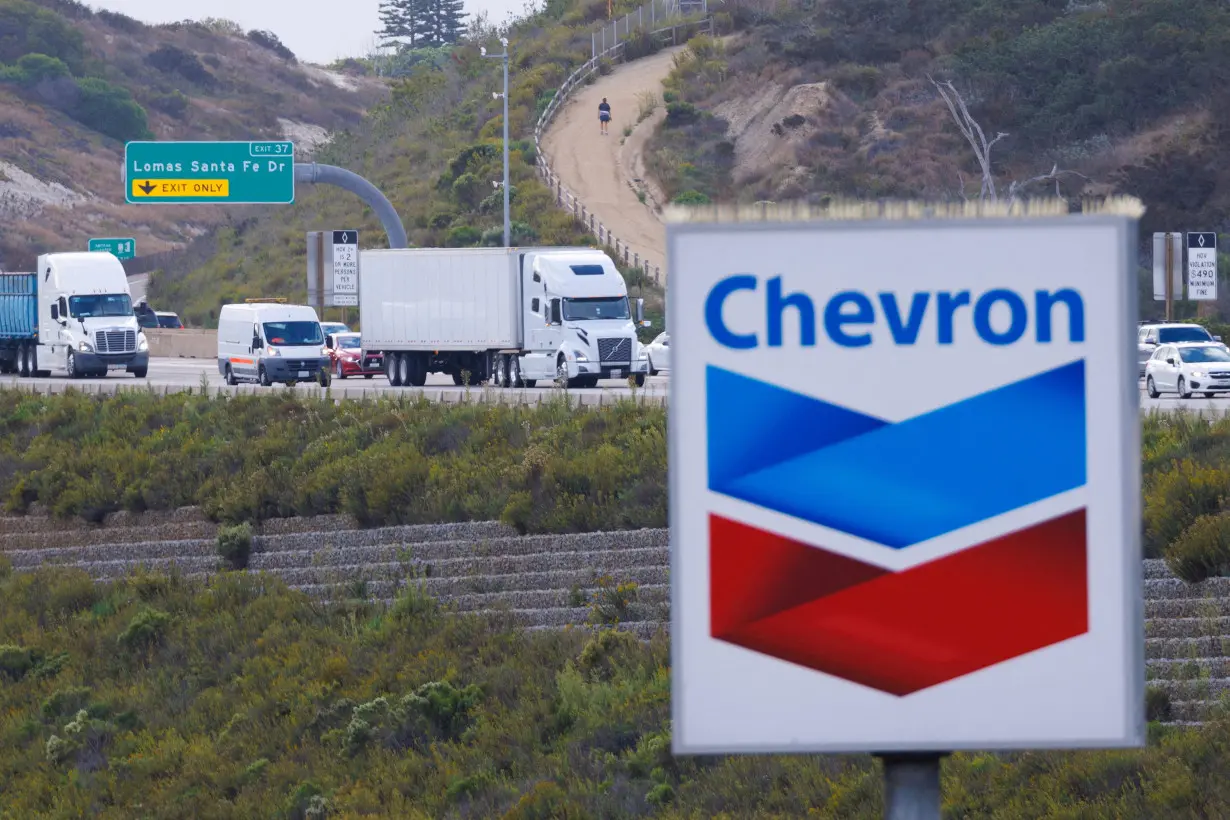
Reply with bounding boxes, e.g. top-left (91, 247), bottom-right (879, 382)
top-left (516, 249), bottom-right (650, 388)
top-left (38, 253), bottom-right (149, 379)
